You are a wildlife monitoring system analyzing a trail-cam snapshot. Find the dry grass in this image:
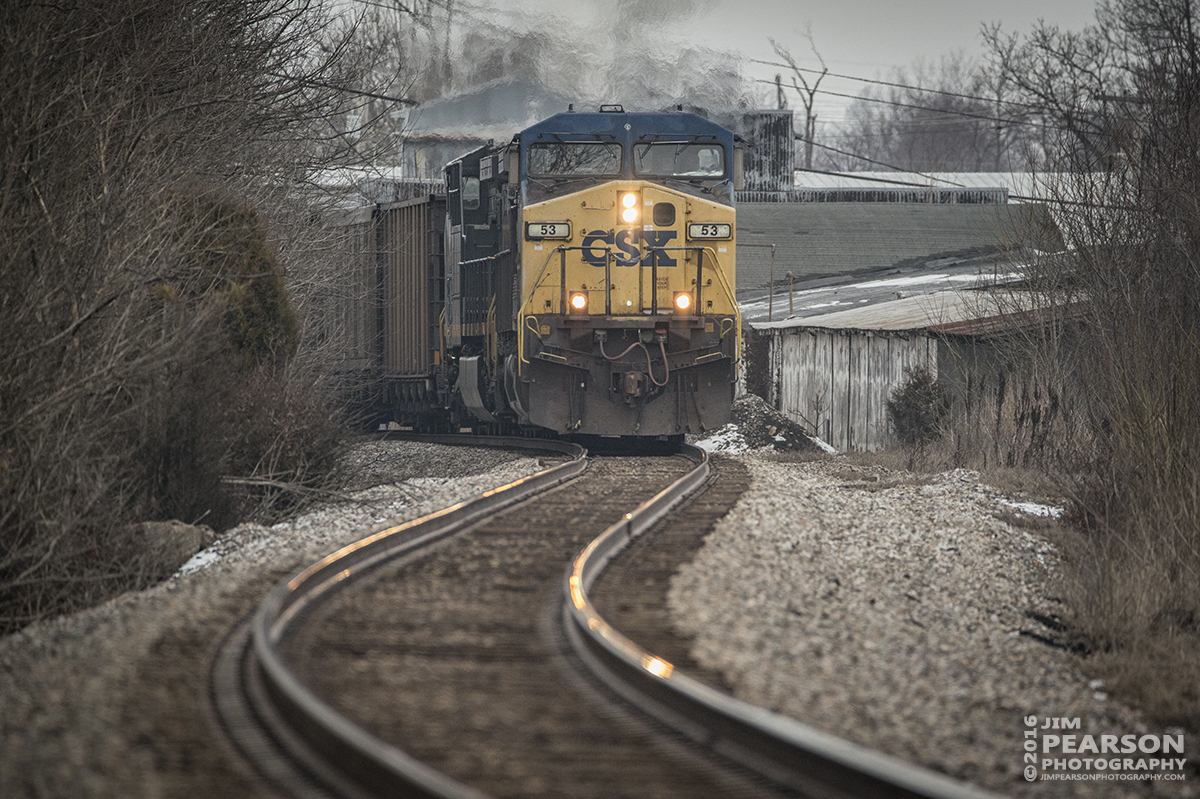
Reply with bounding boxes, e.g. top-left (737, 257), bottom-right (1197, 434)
top-left (854, 368), bottom-right (1200, 733)
top-left (1083, 635), bottom-right (1200, 730)
top-left (772, 3), bottom-right (1200, 738)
